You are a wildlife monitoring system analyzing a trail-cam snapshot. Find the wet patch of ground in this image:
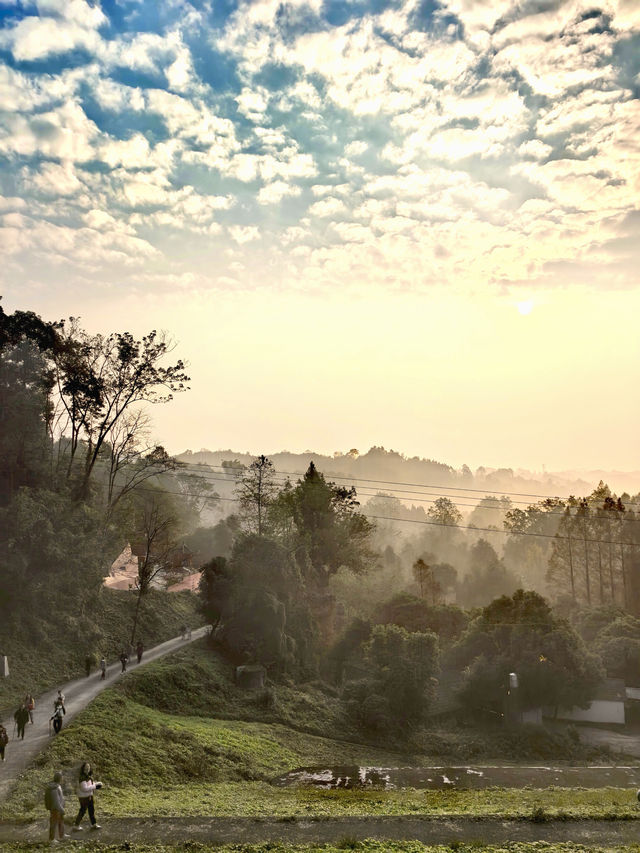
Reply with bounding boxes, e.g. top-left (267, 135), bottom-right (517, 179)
top-left (275, 765), bottom-right (640, 790)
